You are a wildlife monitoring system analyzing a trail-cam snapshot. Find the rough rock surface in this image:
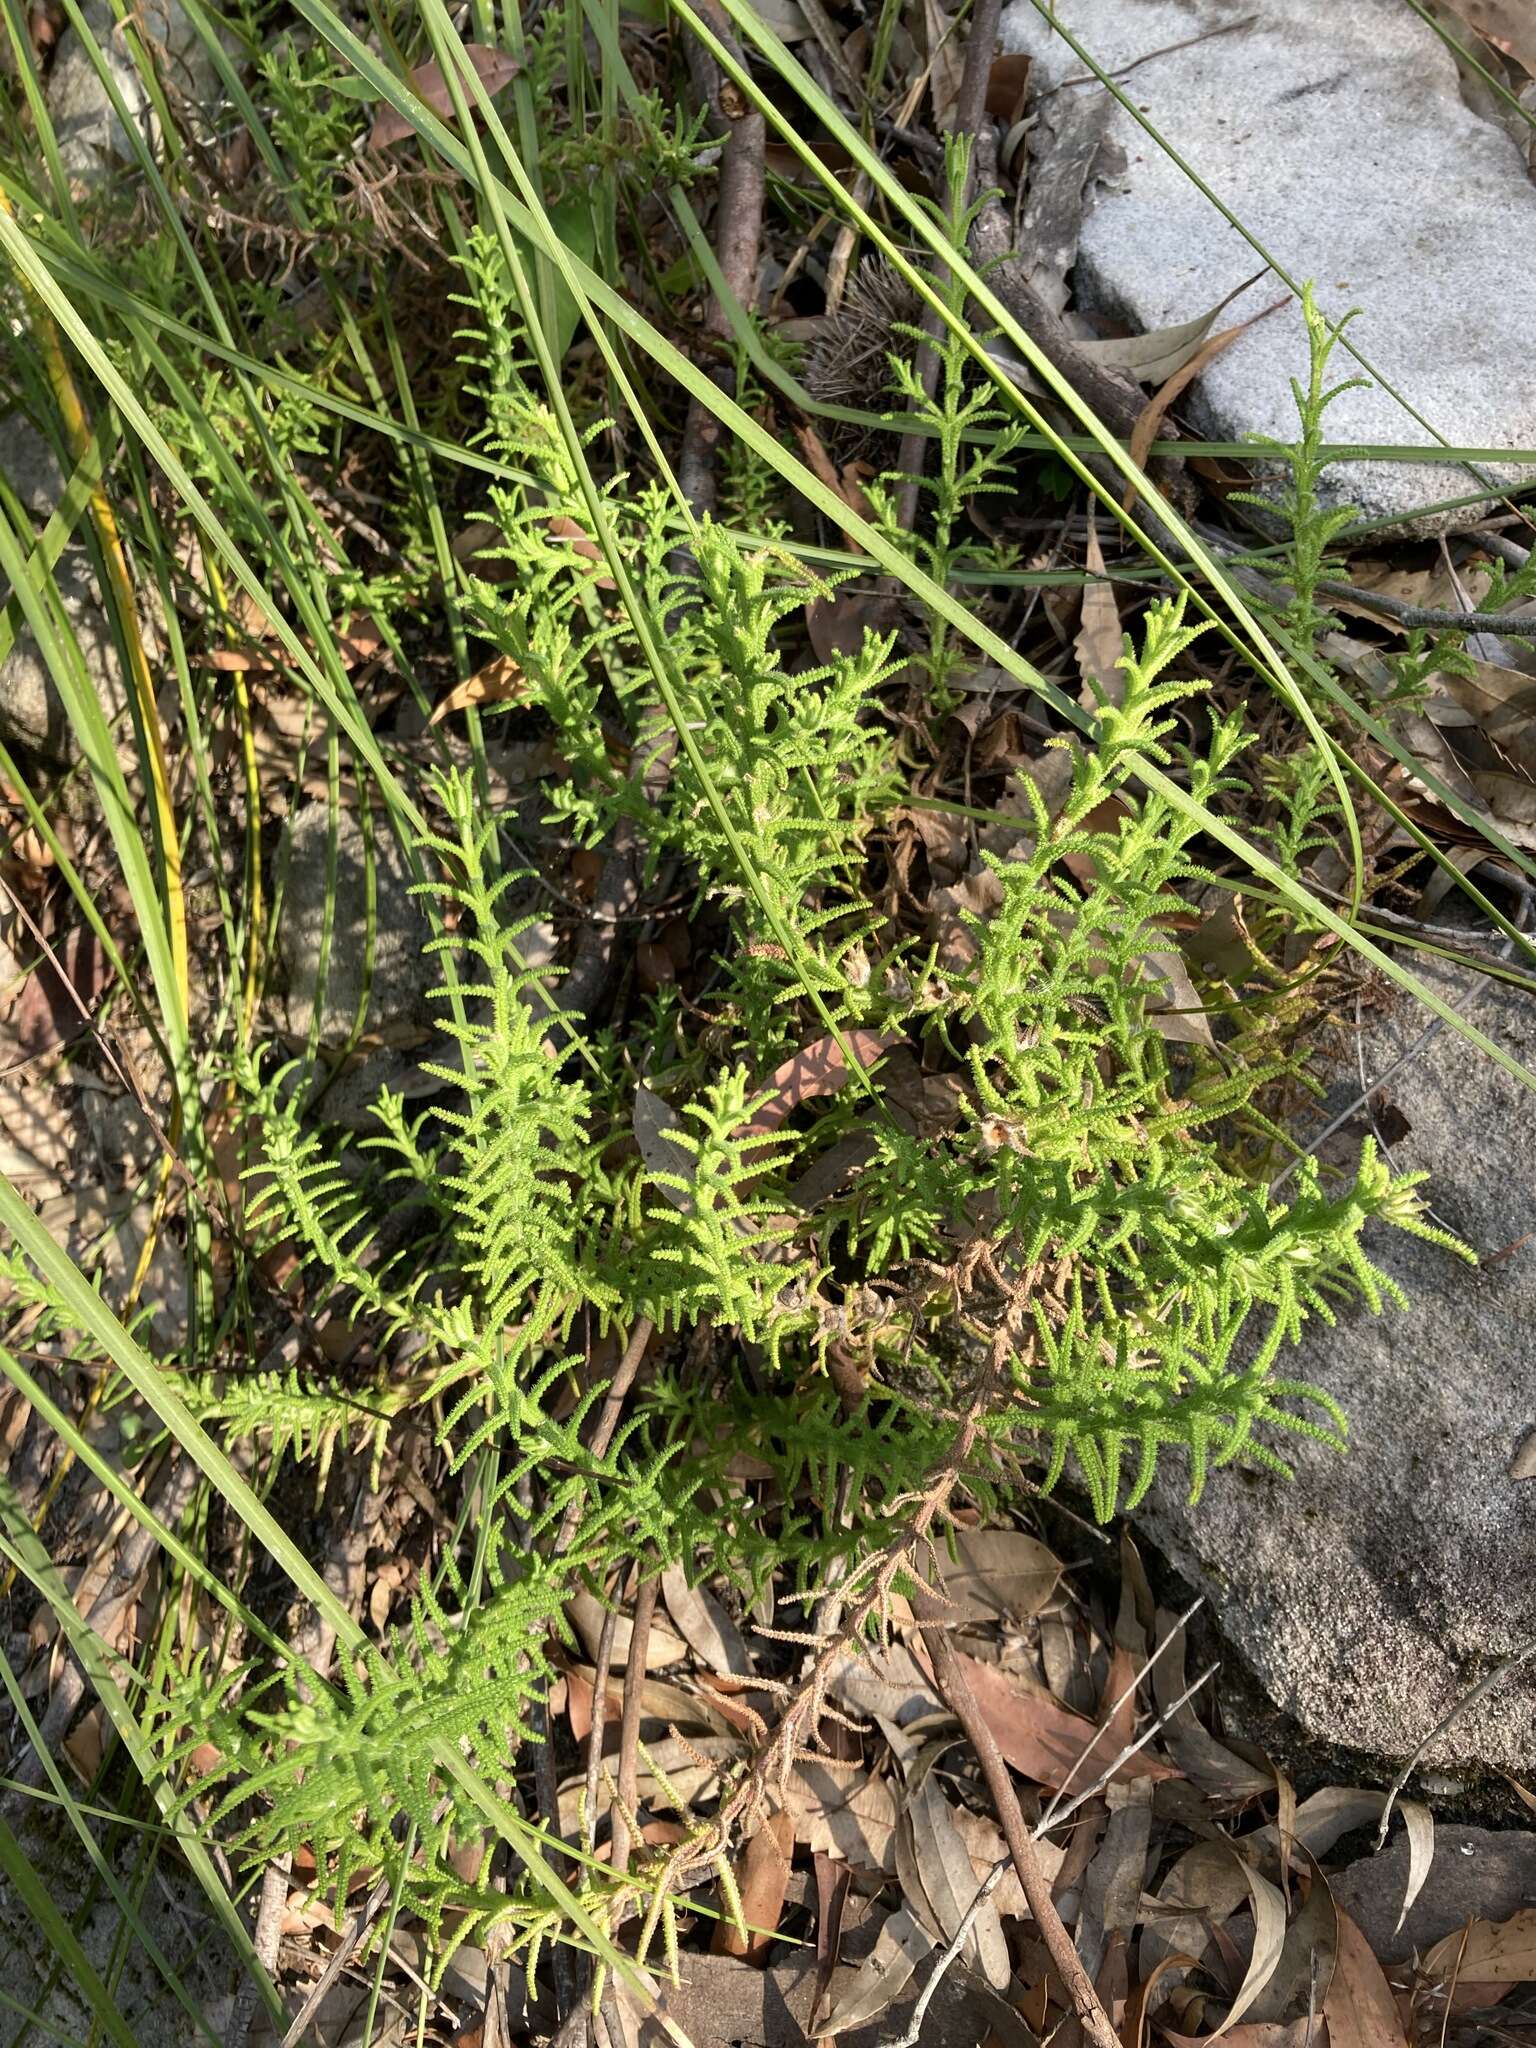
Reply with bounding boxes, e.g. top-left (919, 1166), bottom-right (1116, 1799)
top-left (1331, 1825), bottom-right (1536, 1963)
top-left (1139, 938), bottom-right (1536, 1773)
top-left (48, 0), bottom-right (220, 185)
top-left (0, 546), bottom-right (126, 764)
top-left (999, 0), bottom-right (1536, 532)
top-left (0, 409), bottom-right (129, 765)
top-left (279, 804), bottom-right (437, 1051)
